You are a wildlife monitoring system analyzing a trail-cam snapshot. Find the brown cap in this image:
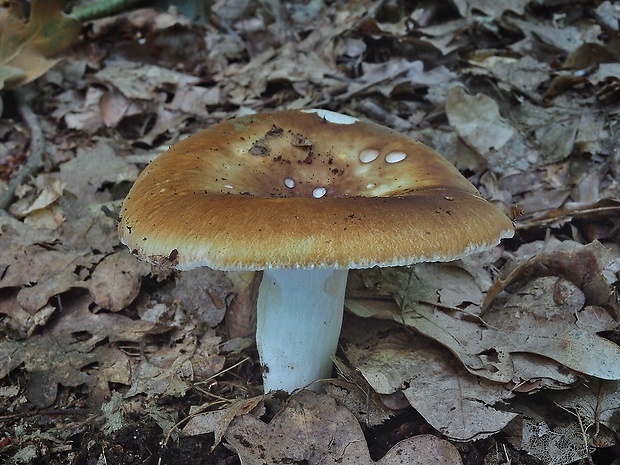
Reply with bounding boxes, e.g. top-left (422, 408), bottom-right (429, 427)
top-left (118, 109), bottom-right (514, 270)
